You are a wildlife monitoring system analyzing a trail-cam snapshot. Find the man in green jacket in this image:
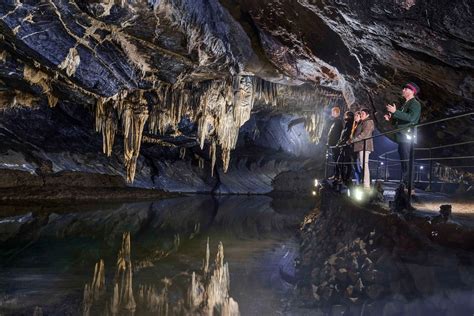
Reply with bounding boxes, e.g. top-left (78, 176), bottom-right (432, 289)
top-left (384, 82), bottom-right (421, 190)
